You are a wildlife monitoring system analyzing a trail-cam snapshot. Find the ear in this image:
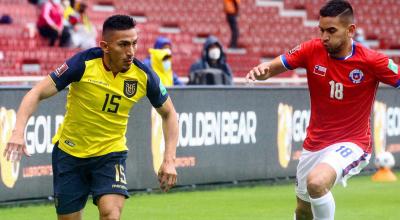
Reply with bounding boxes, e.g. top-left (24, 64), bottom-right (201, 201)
top-left (348, 24), bottom-right (356, 38)
top-left (100, 41), bottom-right (109, 54)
